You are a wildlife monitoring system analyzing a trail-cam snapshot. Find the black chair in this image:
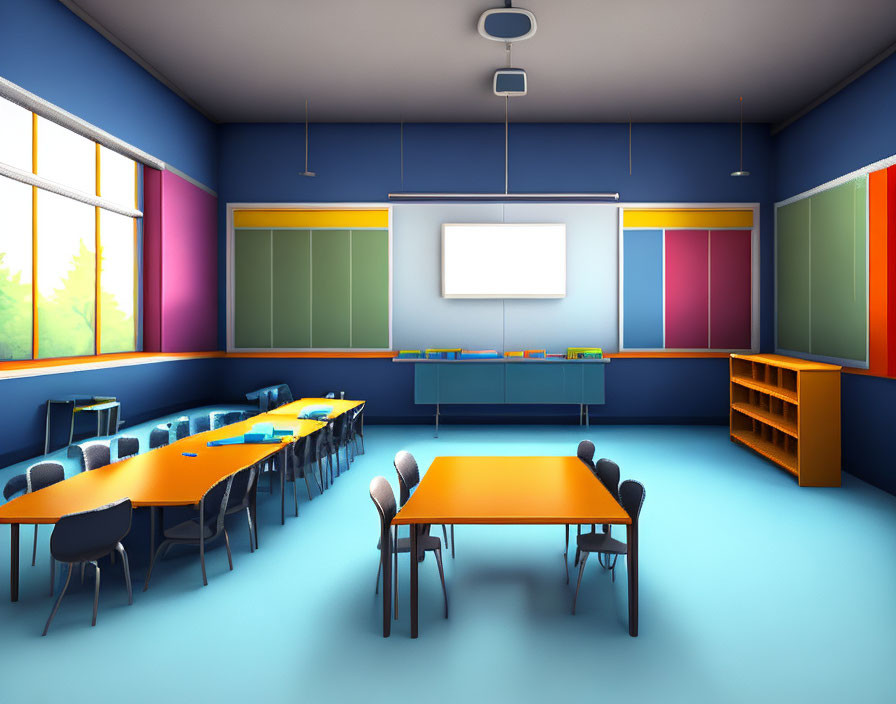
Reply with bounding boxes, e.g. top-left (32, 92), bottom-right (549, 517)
top-left (572, 480), bottom-right (645, 615)
top-left (3, 473), bottom-right (27, 502)
top-left (308, 427), bottom-right (332, 491)
top-left (574, 458), bottom-right (621, 569)
top-left (25, 462), bottom-right (66, 569)
top-left (565, 440), bottom-right (596, 571)
top-left (115, 436), bottom-right (139, 460)
top-left (143, 474), bottom-right (235, 589)
top-left (370, 476), bottom-right (447, 633)
top-left (395, 451), bottom-right (451, 558)
top-left (149, 427), bottom-right (169, 449)
top-left (42, 498), bottom-right (133, 636)
top-left (190, 414), bottom-right (211, 435)
top-left (171, 417), bottom-right (190, 441)
top-left (224, 467), bottom-right (258, 551)
top-left (287, 434), bottom-right (320, 511)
